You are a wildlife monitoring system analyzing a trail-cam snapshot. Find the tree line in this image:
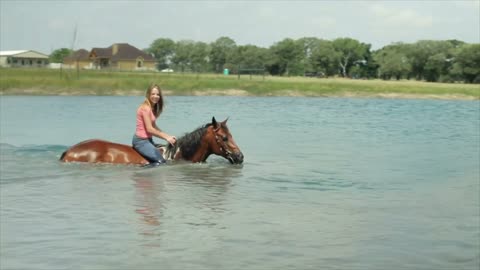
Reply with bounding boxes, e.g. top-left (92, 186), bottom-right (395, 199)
top-left (50, 37), bottom-right (480, 83)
